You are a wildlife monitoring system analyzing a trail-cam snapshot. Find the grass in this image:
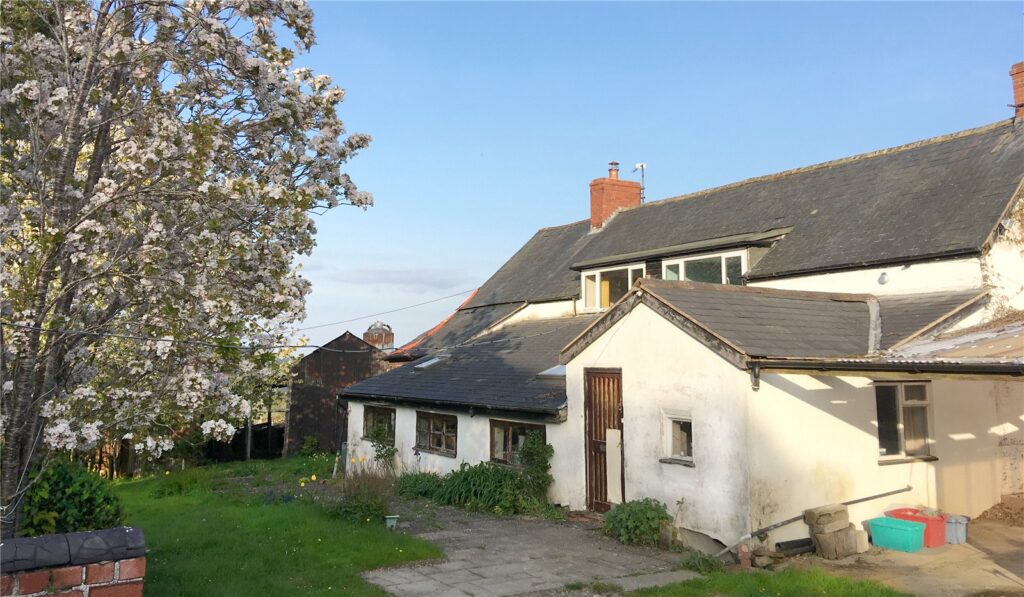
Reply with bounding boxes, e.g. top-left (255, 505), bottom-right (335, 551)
top-left (115, 456), bottom-right (441, 596)
top-left (633, 568), bottom-right (909, 596)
